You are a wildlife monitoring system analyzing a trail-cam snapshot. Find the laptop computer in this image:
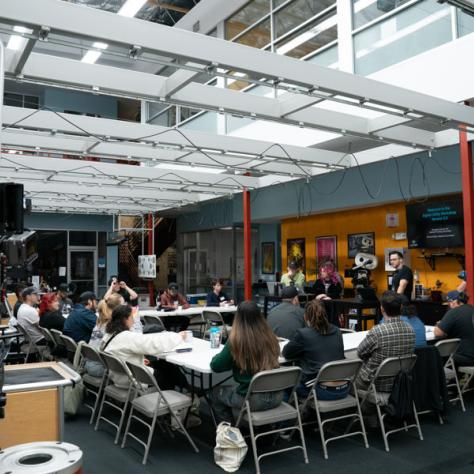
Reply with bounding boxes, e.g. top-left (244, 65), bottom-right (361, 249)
top-left (357, 287), bottom-right (379, 302)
